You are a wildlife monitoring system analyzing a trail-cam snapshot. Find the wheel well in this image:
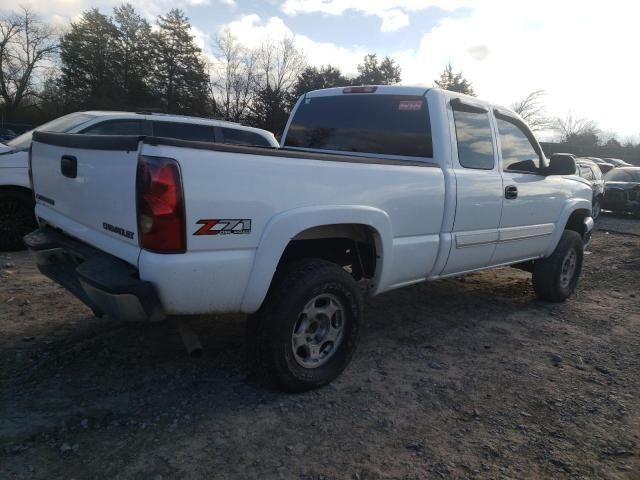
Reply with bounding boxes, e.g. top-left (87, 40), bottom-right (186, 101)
top-left (565, 209), bottom-right (591, 238)
top-left (0, 185), bottom-right (32, 197)
top-left (278, 224), bottom-right (379, 280)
